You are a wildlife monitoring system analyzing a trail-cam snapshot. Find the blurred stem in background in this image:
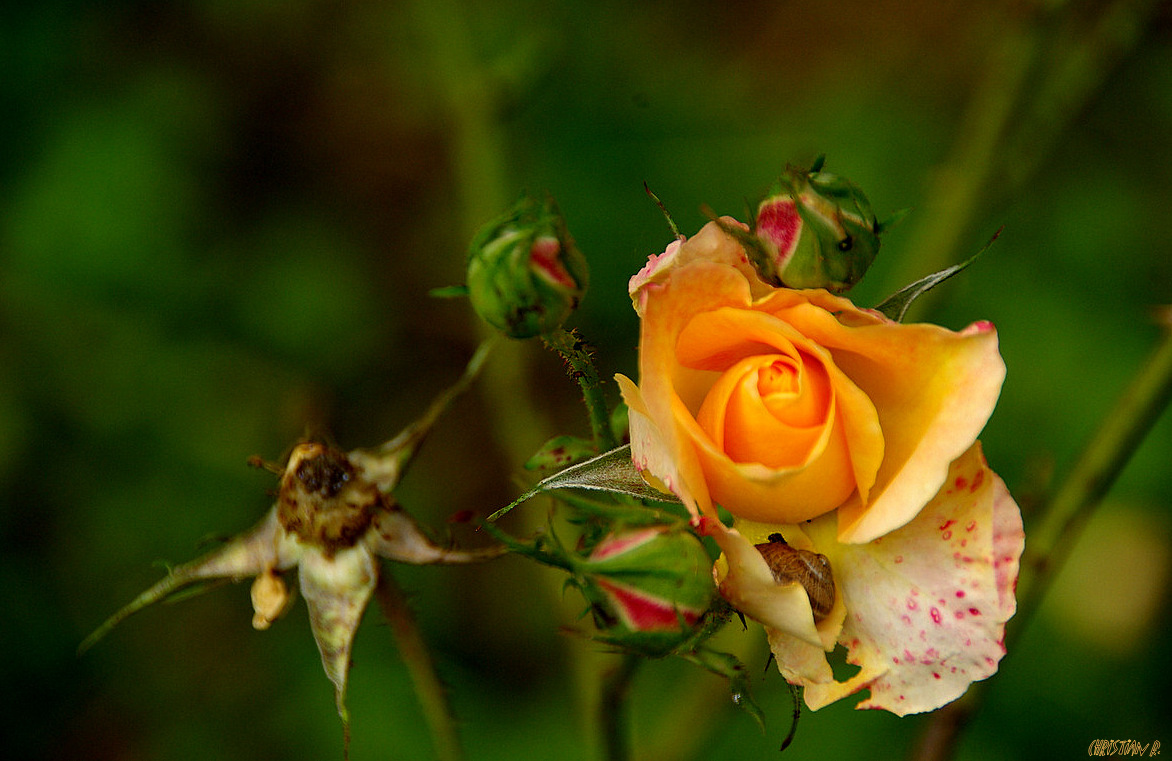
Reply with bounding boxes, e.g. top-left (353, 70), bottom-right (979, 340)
top-left (1012, 312), bottom-right (1172, 645)
top-left (600, 654), bottom-right (641, 761)
top-left (406, 0), bottom-right (627, 759)
top-left (891, 0), bottom-right (1161, 315)
top-left (906, 3), bottom-right (1169, 756)
top-left (375, 573), bottom-right (465, 761)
